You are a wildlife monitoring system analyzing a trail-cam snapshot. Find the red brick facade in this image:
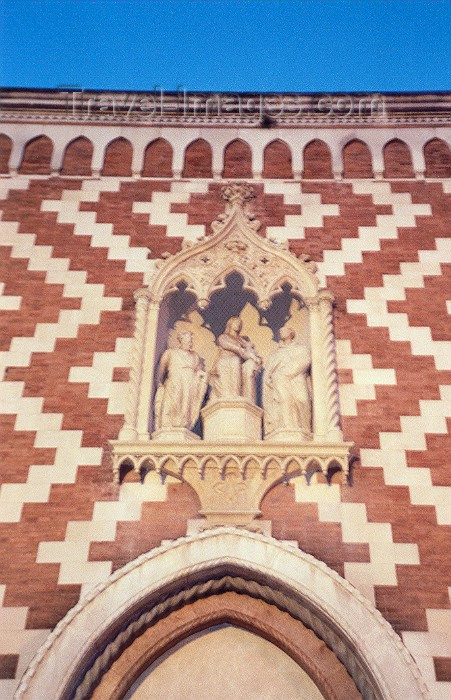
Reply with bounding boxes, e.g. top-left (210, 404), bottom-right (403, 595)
top-left (0, 135), bottom-right (12, 174)
top-left (303, 139), bottom-right (334, 179)
top-left (262, 139), bottom-right (293, 179)
top-left (223, 138), bottom-right (253, 178)
top-left (19, 135), bottom-right (53, 175)
top-left (424, 138), bottom-right (451, 178)
top-left (343, 139), bottom-right (373, 178)
top-left (0, 90), bottom-right (450, 698)
top-left (383, 138), bottom-right (415, 178)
